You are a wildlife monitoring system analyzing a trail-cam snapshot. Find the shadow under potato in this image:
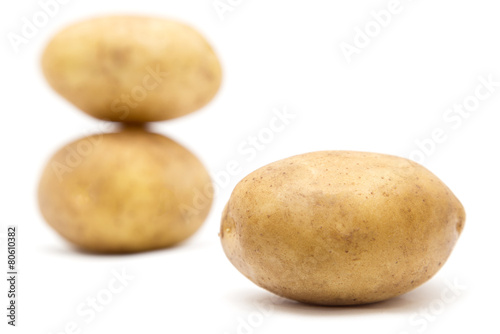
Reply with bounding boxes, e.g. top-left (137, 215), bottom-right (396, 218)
top-left (227, 279), bottom-right (457, 316)
top-left (41, 236), bottom-right (213, 257)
